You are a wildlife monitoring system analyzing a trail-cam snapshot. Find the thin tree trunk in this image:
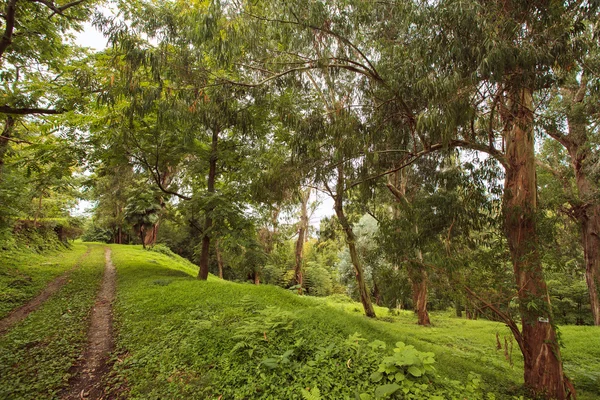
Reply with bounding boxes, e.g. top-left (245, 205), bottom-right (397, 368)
top-left (33, 194), bottom-right (43, 226)
top-left (198, 127), bottom-right (218, 280)
top-left (503, 86), bottom-right (568, 399)
top-left (293, 188), bottom-right (310, 294)
top-left (373, 281), bottom-right (382, 306)
top-left (455, 295), bottom-right (462, 318)
top-left (0, 116), bottom-right (15, 180)
top-left (333, 164), bottom-right (376, 318)
top-left (216, 238), bottom-right (224, 279)
top-left (254, 271), bottom-right (260, 285)
top-left (139, 226), bottom-right (146, 249)
top-left (386, 171), bottom-right (430, 325)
